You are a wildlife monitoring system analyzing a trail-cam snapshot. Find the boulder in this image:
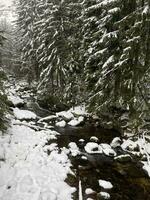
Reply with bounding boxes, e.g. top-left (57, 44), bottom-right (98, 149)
top-left (8, 94), bottom-right (25, 108)
top-left (98, 180), bottom-right (113, 189)
top-left (90, 136), bottom-right (99, 142)
top-left (115, 154), bottom-right (132, 163)
top-left (56, 111), bottom-right (74, 121)
top-left (100, 143), bottom-right (116, 157)
top-left (84, 142), bottom-right (103, 154)
top-left (97, 192), bottom-right (110, 199)
top-left (55, 120), bottom-right (66, 128)
top-left (68, 116), bottom-right (84, 127)
top-left (110, 137), bottom-right (122, 148)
